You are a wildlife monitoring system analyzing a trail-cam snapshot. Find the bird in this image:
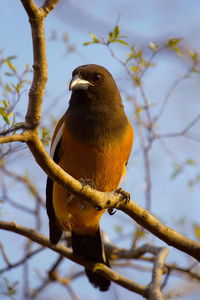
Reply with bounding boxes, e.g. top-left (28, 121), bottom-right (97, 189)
top-left (46, 64), bottom-right (134, 291)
